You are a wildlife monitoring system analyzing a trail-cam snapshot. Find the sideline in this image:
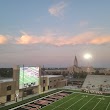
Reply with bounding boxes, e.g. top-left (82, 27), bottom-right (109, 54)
top-left (74, 91), bottom-right (110, 97)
